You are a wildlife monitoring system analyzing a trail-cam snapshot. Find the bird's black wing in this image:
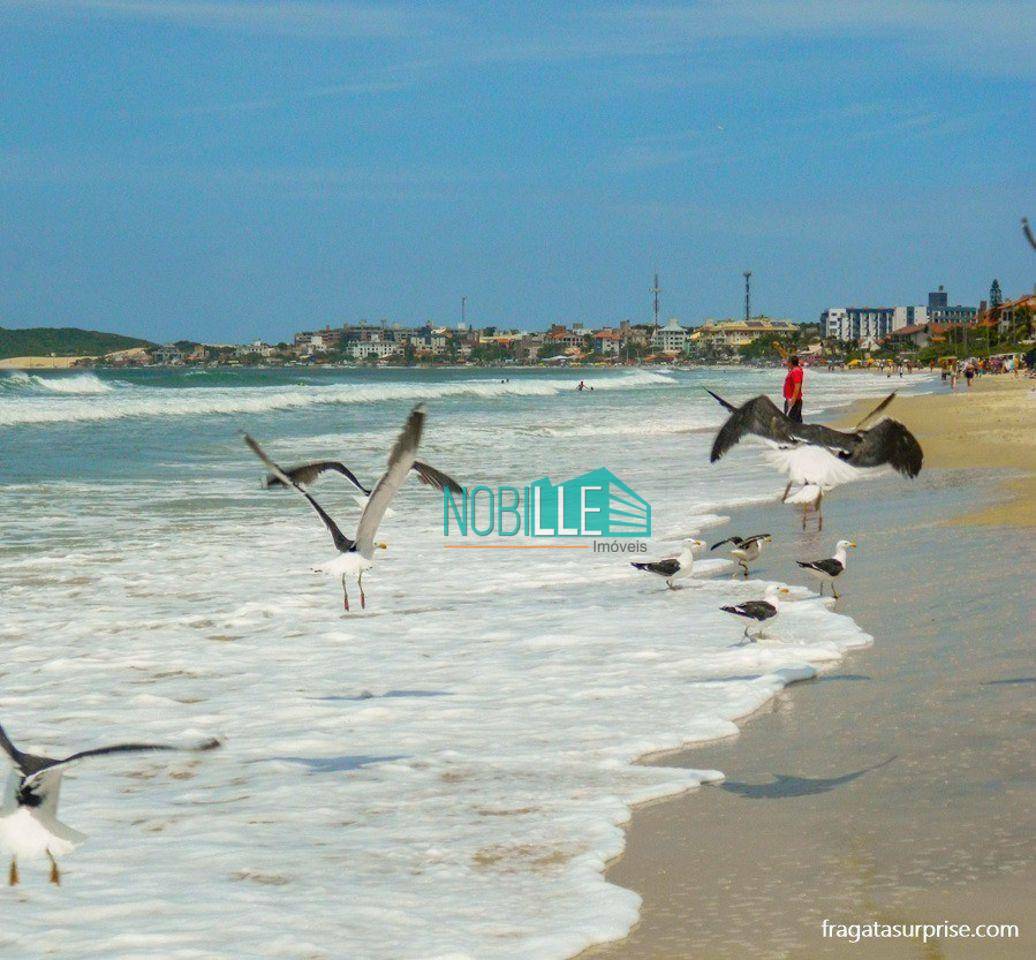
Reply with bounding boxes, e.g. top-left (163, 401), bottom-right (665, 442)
top-left (22, 738), bottom-right (222, 788)
top-left (721, 601), bottom-right (776, 621)
top-left (796, 558), bottom-right (844, 576)
top-left (245, 435), bottom-right (355, 553)
top-left (710, 536), bottom-right (740, 551)
top-left (631, 559), bottom-right (681, 577)
top-left (784, 421), bottom-right (859, 454)
top-left (268, 461), bottom-right (371, 496)
top-left (411, 461), bottom-right (463, 494)
top-left (708, 394), bottom-right (798, 463)
top-left (846, 418), bottom-right (923, 477)
top-left (0, 721), bottom-right (27, 772)
top-left (739, 533), bottom-right (772, 547)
